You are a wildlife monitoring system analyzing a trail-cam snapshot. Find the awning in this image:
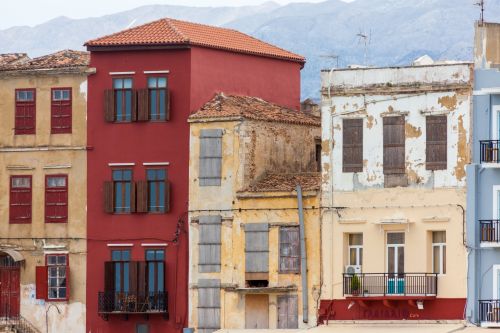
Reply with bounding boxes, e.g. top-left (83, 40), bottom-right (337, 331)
top-left (1, 249), bottom-right (25, 262)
